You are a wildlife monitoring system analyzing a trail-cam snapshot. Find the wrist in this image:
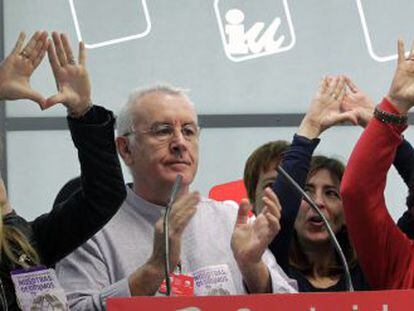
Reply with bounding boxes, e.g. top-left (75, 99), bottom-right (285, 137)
top-left (374, 100), bottom-right (408, 125)
top-left (67, 99), bottom-right (93, 118)
top-left (297, 116), bottom-right (322, 139)
top-left (359, 107), bottom-right (374, 128)
top-left (239, 260), bottom-right (271, 294)
top-left (128, 260), bottom-right (165, 296)
top-left (386, 95), bottom-right (411, 114)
